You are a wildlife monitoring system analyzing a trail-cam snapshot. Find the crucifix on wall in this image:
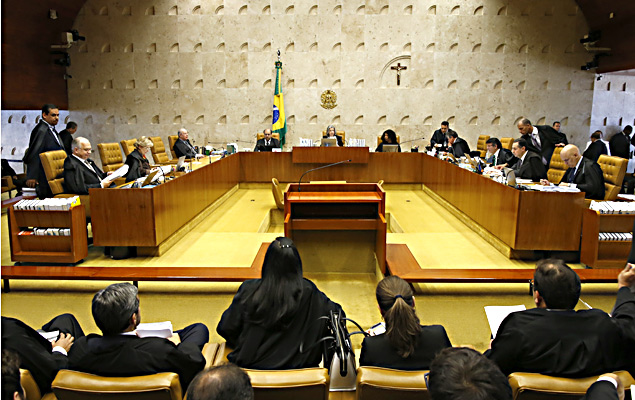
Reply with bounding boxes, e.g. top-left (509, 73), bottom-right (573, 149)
top-left (391, 63), bottom-right (407, 86)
